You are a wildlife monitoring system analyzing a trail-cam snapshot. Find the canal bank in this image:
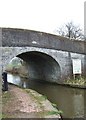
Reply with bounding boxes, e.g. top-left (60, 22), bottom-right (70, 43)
top-left (2, 84), bottom-right (61, 119)
top-left (6, 73), bottom-right (85, 119)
